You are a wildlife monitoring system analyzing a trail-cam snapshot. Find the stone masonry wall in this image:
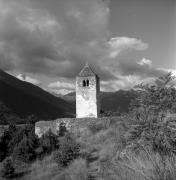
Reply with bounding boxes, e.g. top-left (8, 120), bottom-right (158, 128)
top-left (35, 118), bottom-right (98, 137)
top-left (76, 76), bottom-right (100, 118)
